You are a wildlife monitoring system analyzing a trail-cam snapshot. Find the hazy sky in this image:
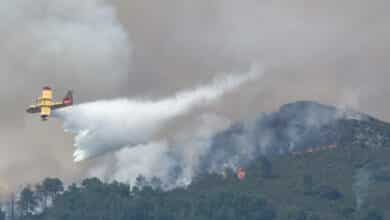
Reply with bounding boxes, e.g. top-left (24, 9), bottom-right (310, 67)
top-left (0, 0), bottom-right (389, 196)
